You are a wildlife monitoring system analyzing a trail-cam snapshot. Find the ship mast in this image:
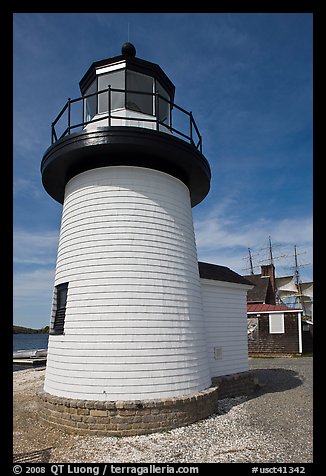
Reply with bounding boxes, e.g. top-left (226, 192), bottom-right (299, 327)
top-left (294, 245), bottom-right (306, 314)
top-left (243, 238), bottom-right (312, 318)
top-left (248, 248), bottom-right (254, 275)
